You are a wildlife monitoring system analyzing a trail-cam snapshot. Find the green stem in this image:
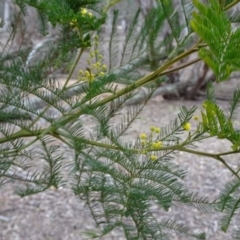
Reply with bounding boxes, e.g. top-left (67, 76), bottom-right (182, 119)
top-left (0, 44), bottom-right (204, 149)
top-left (58, 46), bottom-right (199, 126)
top-left (161, 58), bottom-right (201, 76)
top-left (27, 48), bottom-right (85, 129)
top-left (172, 146), bottom-right (239, 179)
top-left (0, 129), bottom-right (41, 144)
top-left (104, 0), bottom-right (122, 13)
top-left (62, 48), bottom-right (85, 90)
top-left (1, 126), bottom-right (239, 178)
top-left (224, 0), bottom-right (240, 10)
